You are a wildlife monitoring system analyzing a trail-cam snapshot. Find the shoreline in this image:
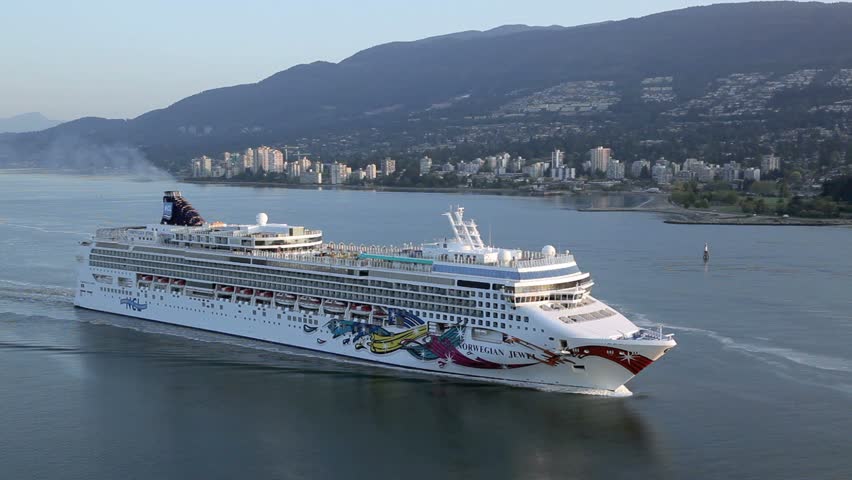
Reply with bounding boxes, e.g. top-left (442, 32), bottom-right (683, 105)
top-left (580, 203), bottom-right (852, 226)
top-left (5, 170), bottom-right (848, 226)
top-left (180, 177), bottom-right (567, 196)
